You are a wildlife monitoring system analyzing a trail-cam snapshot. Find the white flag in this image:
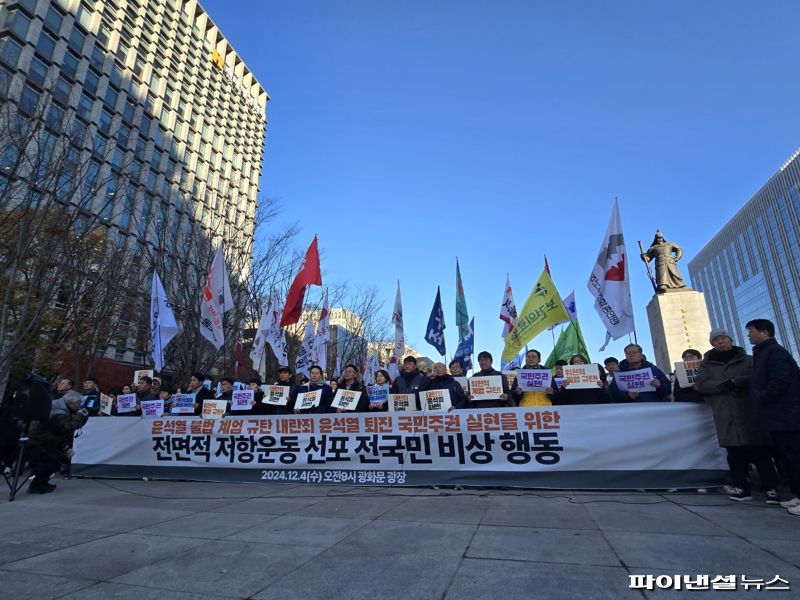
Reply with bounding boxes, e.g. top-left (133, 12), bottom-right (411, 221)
top-left (499, 273), bottom-right (517, 338)
top-left (150, 270), bottom-right (179, 372)
top-left (548, 290), bottom-right (578, 331)
top-left (314, 289), bottom-right (331, 371)
top-left (264, 301), bottom-right (289, 367)
top-left (249, 308), bottom-right (271, 379)
top-left (200, 247), bottom-right (233, 349)
top-left (295, 321), bottom-right (316, 376)
top-left (388, 281), bottom-right (404, 379)
top-left (588, 199), bottom-right (635, 350)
